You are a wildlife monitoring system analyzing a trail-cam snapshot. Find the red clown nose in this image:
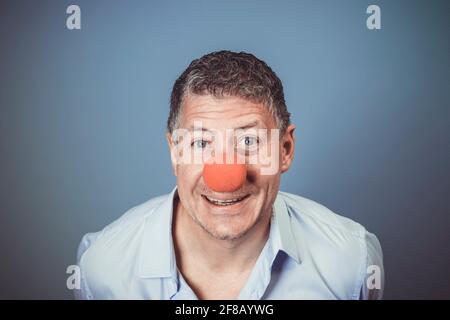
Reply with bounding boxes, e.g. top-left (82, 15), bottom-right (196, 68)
top-left (203, 154), bottom-right (247, 192)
